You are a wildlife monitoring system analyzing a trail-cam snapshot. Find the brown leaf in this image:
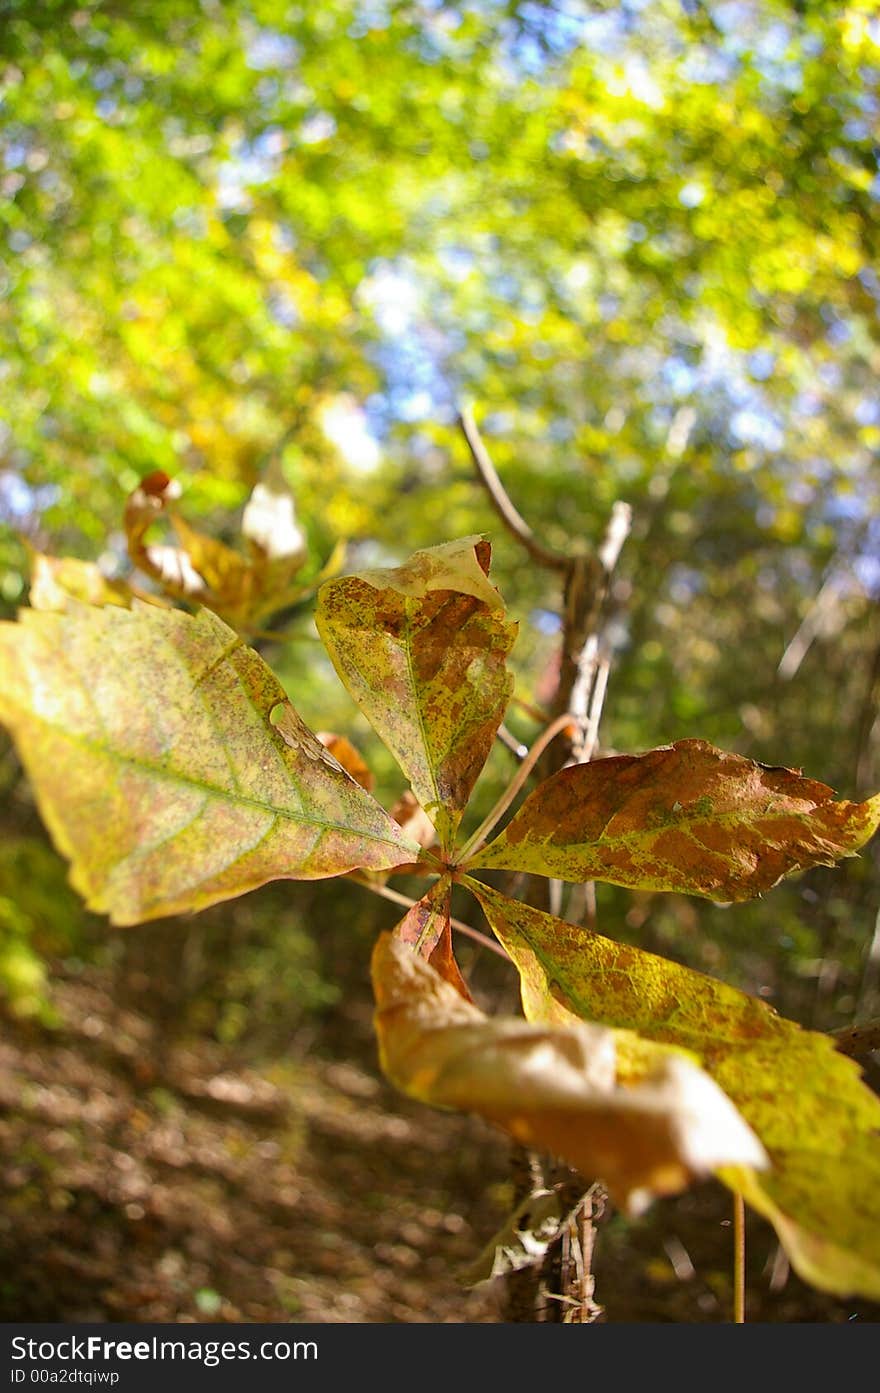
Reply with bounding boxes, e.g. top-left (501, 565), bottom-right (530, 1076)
top-left (470, 739), bottom-right (880, 900)
top-left (371, 931), bottom-right (767, 1214)
top-left (316, 538), bottom-right (517, 854)
top-left (389, 790), bottom-right (437, 852)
